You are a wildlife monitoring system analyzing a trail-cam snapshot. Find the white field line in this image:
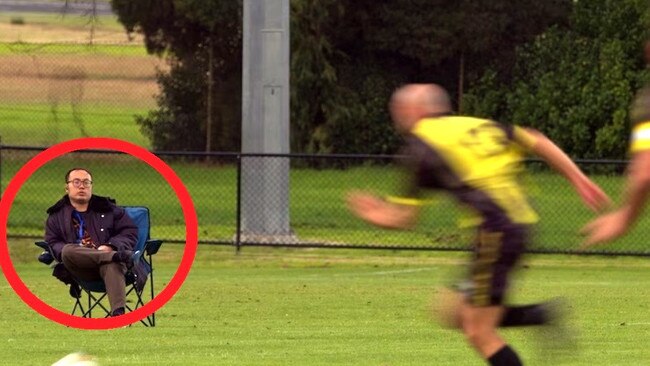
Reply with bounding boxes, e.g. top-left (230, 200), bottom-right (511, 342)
top-left (305, 267), bottom-right (436, 278)
top-left (365, 267), bottom-right (437, 276)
